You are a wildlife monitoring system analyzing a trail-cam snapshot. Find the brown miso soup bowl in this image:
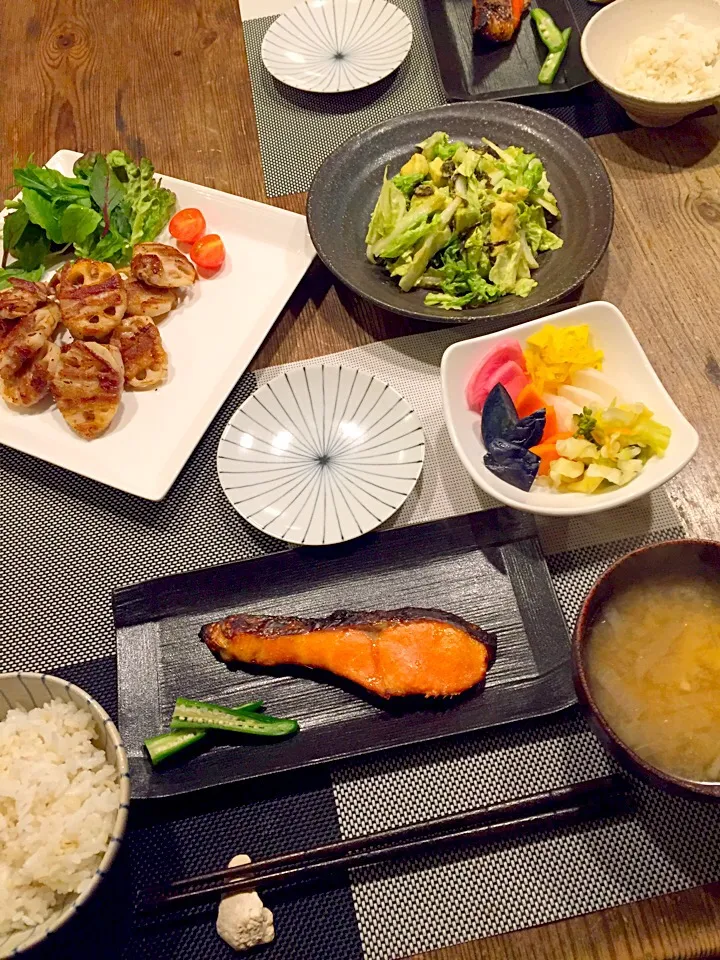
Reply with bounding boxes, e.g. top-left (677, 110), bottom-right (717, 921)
top-left (572, 539), bottom-right (720, 800)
